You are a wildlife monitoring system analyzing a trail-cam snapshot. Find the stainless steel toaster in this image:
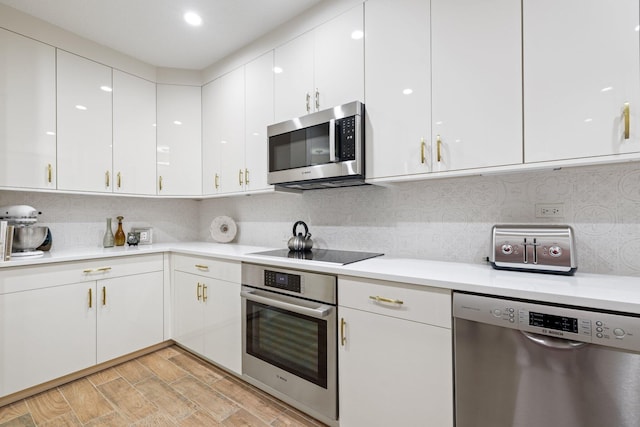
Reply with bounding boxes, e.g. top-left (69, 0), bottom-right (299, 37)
top-left (490, 225), bottom-right (577, 275)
